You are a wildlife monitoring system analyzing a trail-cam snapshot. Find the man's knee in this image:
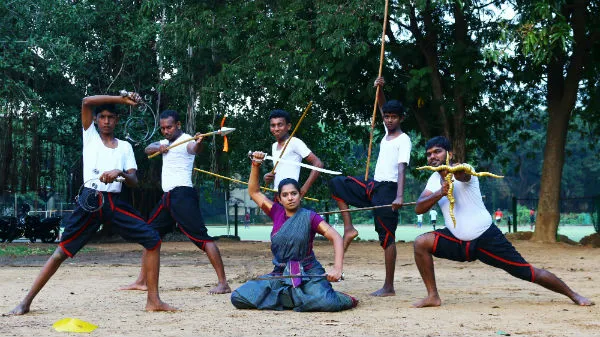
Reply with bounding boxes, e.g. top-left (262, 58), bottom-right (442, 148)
top-left (51, 247), bottom-right (68, 262)
top-left (413, 233), bottom-right (435, 253)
